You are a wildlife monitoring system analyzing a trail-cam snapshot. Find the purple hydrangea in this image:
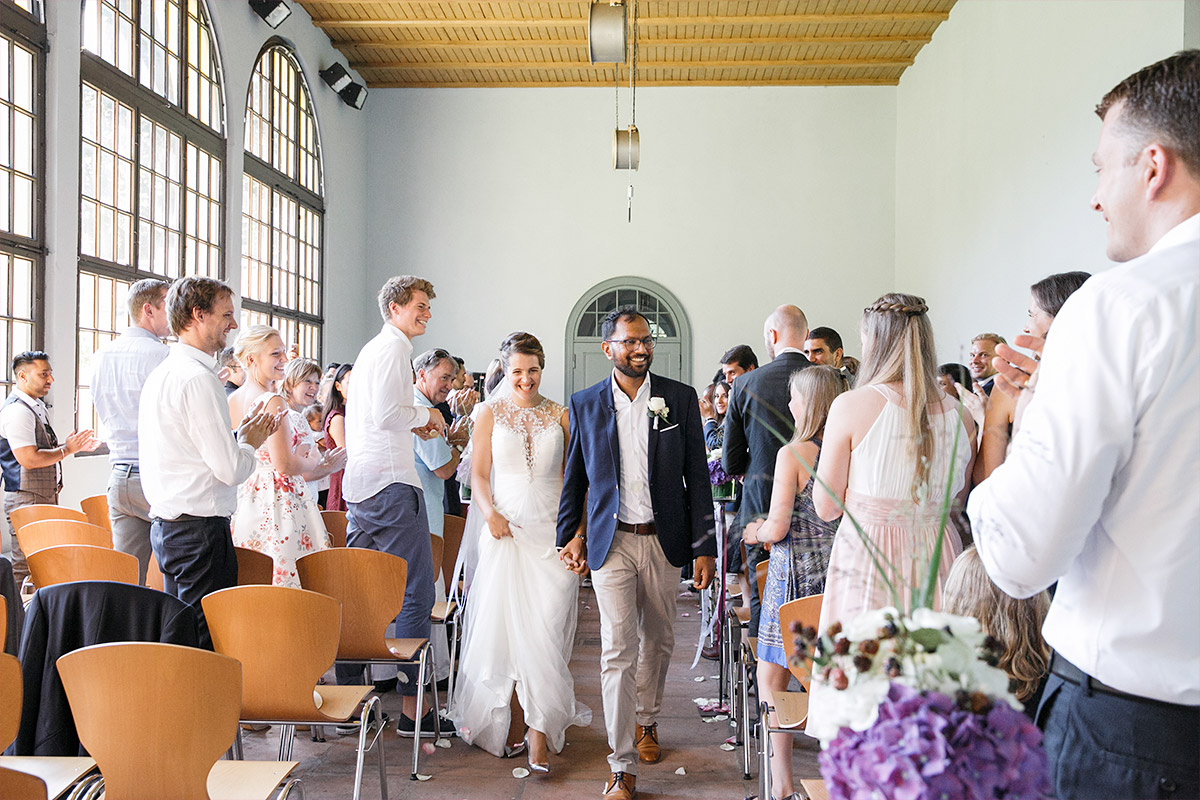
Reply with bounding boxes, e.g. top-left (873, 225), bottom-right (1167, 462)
top-left (819, 684), bottom-right (1052, 800)
top-left (708, 458), bottom-right (731, 486)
